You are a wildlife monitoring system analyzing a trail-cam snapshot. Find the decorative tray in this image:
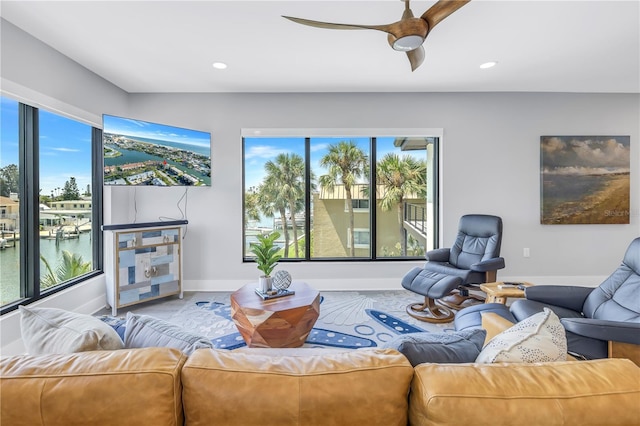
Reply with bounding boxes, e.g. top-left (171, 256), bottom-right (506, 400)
top-left (255, 288), bottom-right (295, 300)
